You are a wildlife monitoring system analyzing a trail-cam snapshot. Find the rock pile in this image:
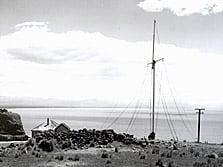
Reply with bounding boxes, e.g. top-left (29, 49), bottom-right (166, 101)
top-left (33, 128), bottom-right (141, 151)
